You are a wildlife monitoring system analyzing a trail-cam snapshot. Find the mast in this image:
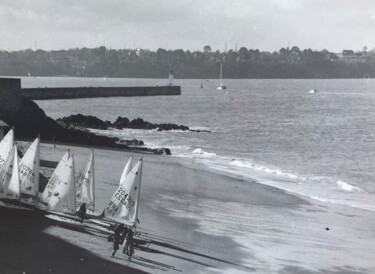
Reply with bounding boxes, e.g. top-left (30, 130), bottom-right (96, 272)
top-left (13, 133), bottom-right (21, 206)
top-left (34, 136), bottom-right (40, 204)
top-left (15, 146), bottom-right (21, 206)
top-left (133, 157), bottom-right (143, 229)
top-left (91, 149), bottom-right (95, 213)
top-left (72, 153), bottom-right (76, 215)
top-left (220, 63), bottom-right (223, 83)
